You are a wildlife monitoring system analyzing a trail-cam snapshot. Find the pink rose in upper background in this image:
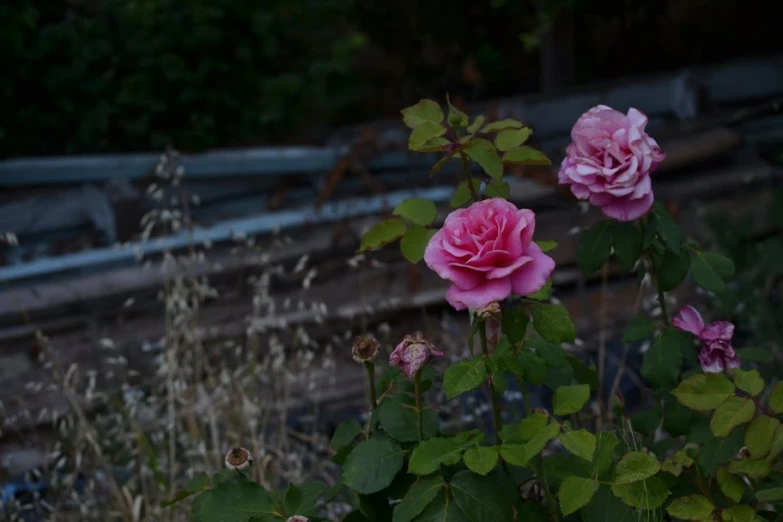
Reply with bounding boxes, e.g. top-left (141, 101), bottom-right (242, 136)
top-left (558, 105), bottom-right (665, 222)
top-left (423, 198), bottom-right (555, 311)
top-left (673, 305), bottom-right (740, 373)
top-left (390, 332), bottom-right (443, 379)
